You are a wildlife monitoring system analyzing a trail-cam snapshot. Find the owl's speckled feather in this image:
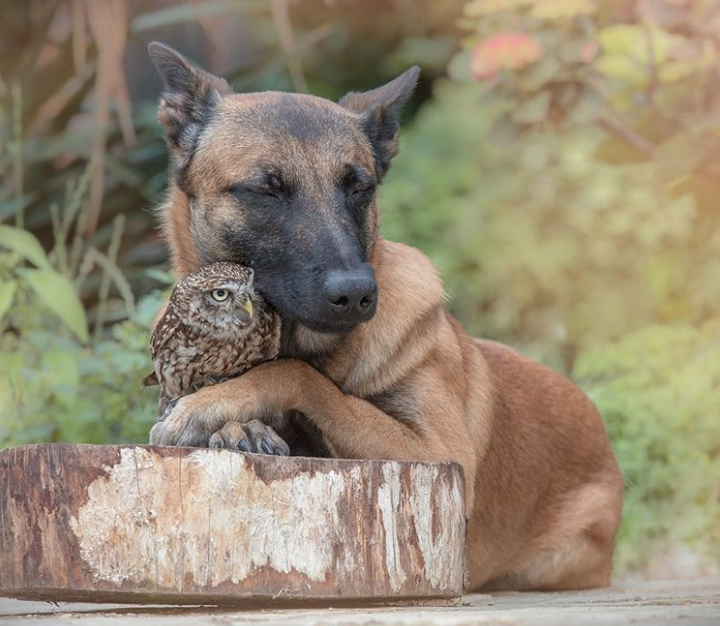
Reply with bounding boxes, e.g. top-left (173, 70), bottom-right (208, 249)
top-left (144, 262), bottom-right (281, 414)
